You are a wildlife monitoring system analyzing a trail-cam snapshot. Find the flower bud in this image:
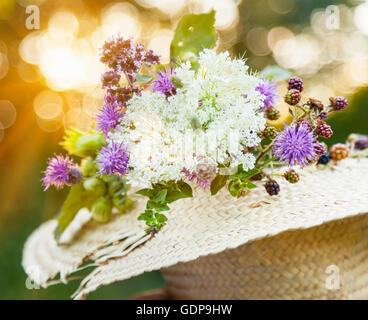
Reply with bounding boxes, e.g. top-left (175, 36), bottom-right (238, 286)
top-left (82, 158), bottom-right (97, 177)
top-left (91, 197), bottom-right (112, 223)
top-left (83, 177), bottom-right (107, 197)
